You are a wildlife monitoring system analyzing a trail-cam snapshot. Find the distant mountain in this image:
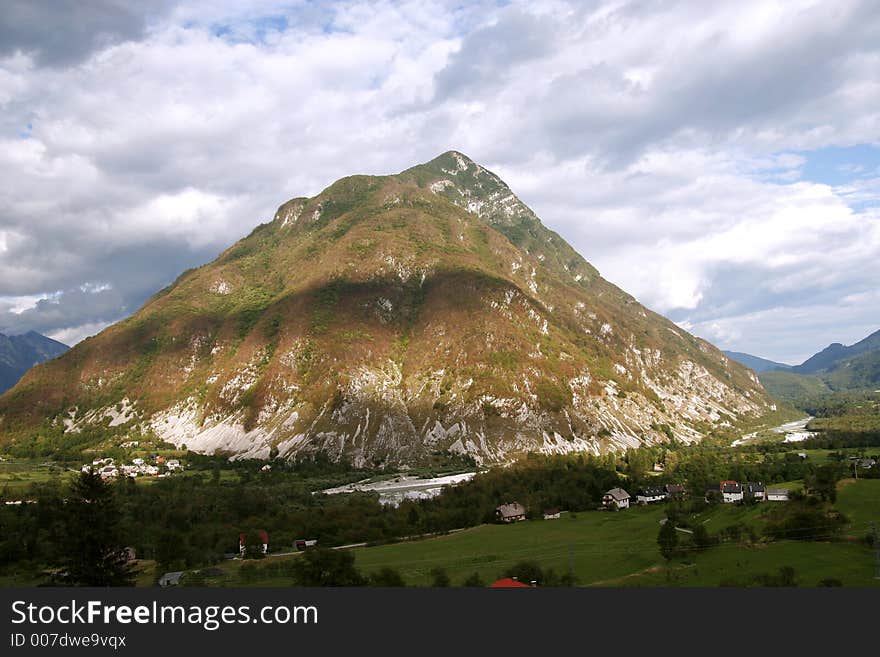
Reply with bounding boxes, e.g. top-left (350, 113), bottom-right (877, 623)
top-left (723, 351), bottom-right (792, 374)
top-left (755, 328), bottom-right (880, 401)
top-left (792, 328), bottom-right (880, 375)
top-left (0, 151), bottom-right (775, 464)
top-left (0, 331), bottom-right (69, 395)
